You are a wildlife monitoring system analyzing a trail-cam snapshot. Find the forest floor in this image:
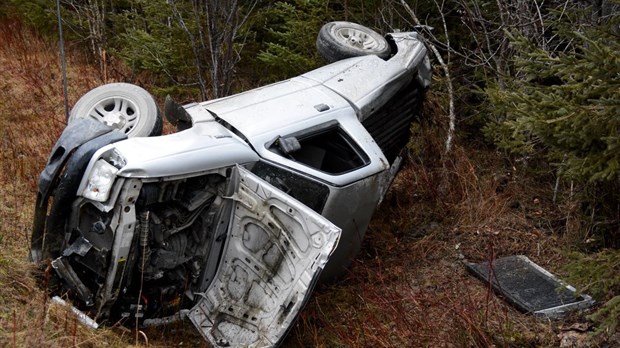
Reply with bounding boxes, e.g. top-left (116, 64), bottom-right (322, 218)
top-left (0, 19), bottom-right (615, 347)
